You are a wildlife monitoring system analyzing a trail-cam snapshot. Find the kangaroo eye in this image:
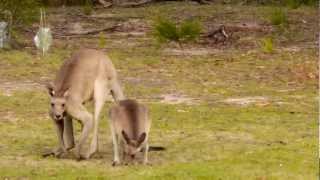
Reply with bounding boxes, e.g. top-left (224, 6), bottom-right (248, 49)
top-left (62, 104), bottom-right (65, 107)
top-left (51, 103), bottom-right (54, 107)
